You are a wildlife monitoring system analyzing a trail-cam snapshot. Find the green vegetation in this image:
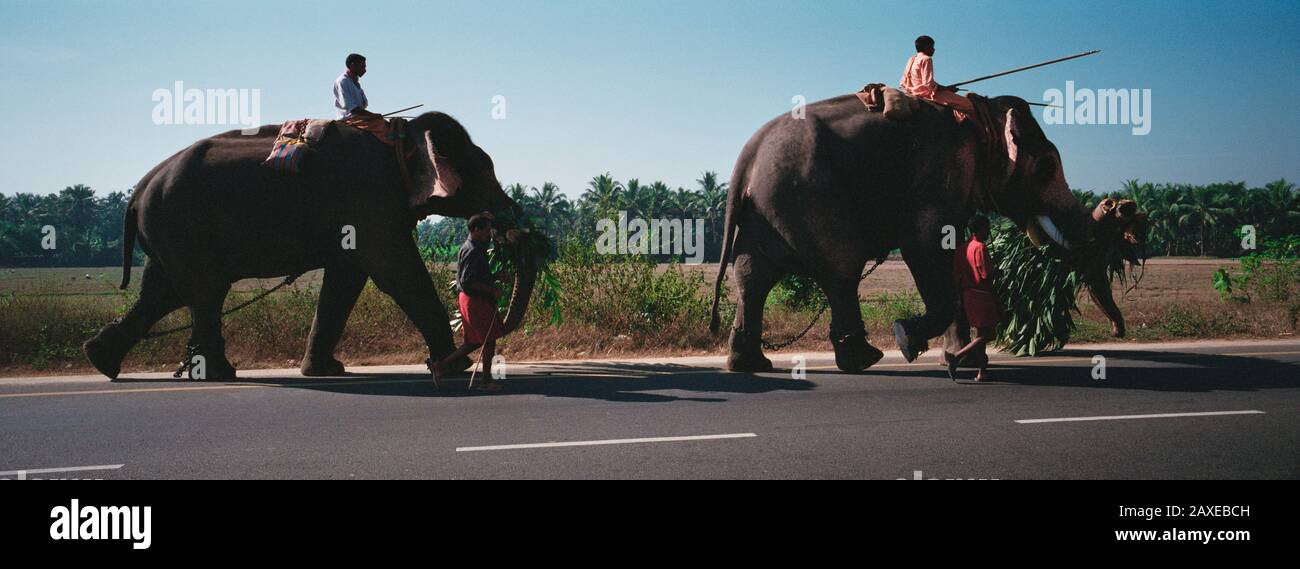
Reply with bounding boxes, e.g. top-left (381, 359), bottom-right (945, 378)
top-left (4, 176), bottom-right (1300, 374)
top-left (1080, 179), bottom-right (1298, 258)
